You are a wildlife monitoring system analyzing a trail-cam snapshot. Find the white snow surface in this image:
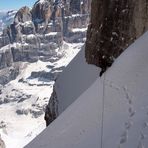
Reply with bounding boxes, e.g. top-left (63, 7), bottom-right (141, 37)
top-left (26, 32), bottom-right (148, 148)
top-left (72, 28), bottom-right (87, 33)
top-left (36, 0), bottom-right (46, 5)
top-left (0, 42), bottom-right (83, 148)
